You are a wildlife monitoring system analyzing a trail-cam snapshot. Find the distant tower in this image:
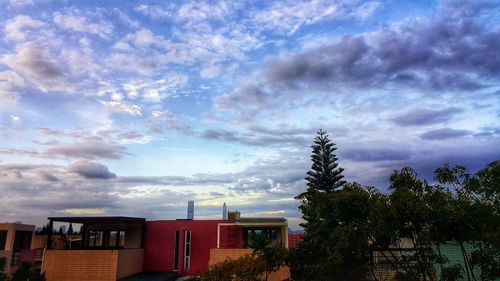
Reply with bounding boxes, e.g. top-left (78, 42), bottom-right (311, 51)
top-left (222, 203), bottom-right (227, 220)
top-left (187, 200), bottom-right (194, 220)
